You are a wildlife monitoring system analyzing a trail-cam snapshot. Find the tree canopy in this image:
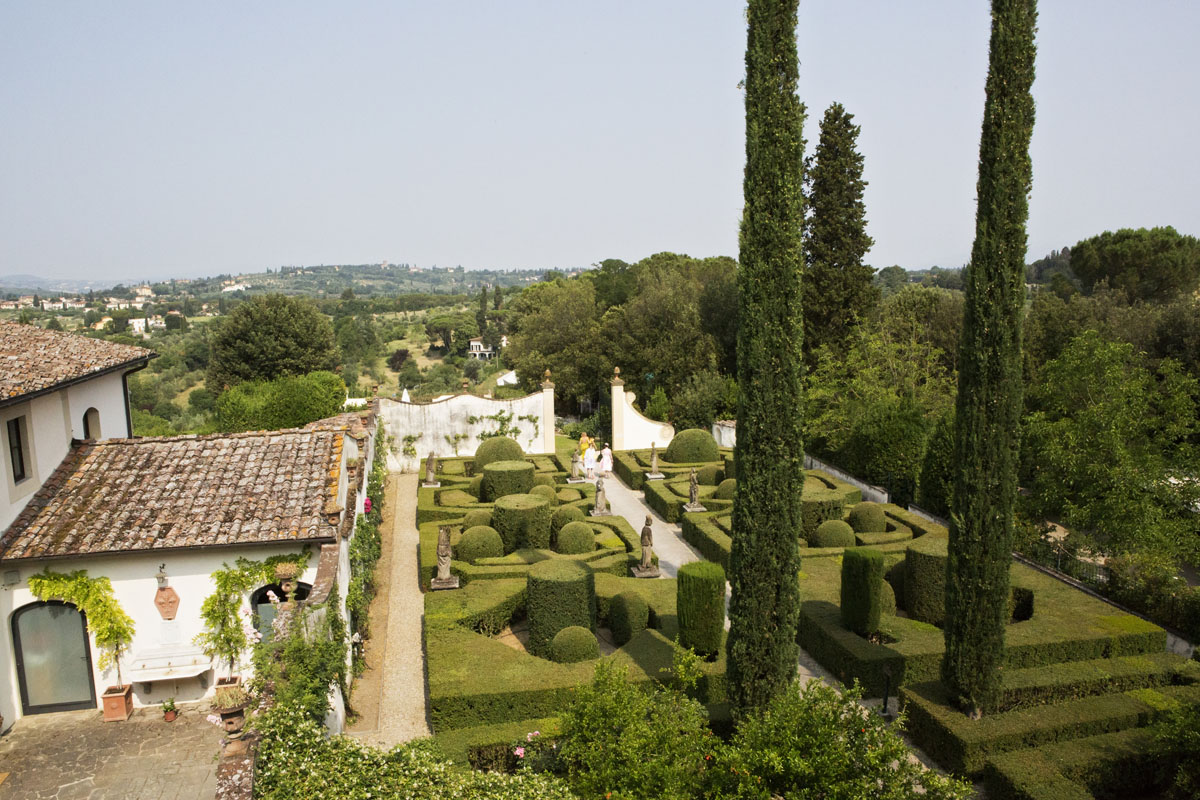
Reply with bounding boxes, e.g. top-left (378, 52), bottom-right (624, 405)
top-left (207, 294), bottom-right (337, 390)
top-left (1071, 226), bottom-right (1200, 303)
